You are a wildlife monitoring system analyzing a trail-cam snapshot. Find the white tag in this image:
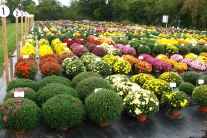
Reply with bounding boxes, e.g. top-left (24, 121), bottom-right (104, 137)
top-left (126, 45), bottom-right (130, 47)
top-left (94, 88), bottom-right (102, 93)
top-left (56, 38), bottom-right (59, 40)
top-left (194, 55), bottom-right (198, 58)
top-left (63, 43), bottom-right (67, 46)
top-left (80, 45), bottom-right (84, 47)
top-left (170, 82), bottom-right (176, 87)
top-left (96, 58), bottom-right (101, 61)
top-left (64, 48), bottom-right (69, 51)
top-left (139, 56), bottom-right (143, 60)
top-left (23, 55), bottom-right (29, 59)
top-left (118, 57), bottom-right (123, 60)
top-left (181, 44), bottom-right (184, 46)
top-left (14, 91), bottom-right (24, 97)
top-left (198, 79), bottom-right (204, 84)
top-left (158, 56), bottom-right (162, 59)
top-left (131, 86), bottom-right (140, 92)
